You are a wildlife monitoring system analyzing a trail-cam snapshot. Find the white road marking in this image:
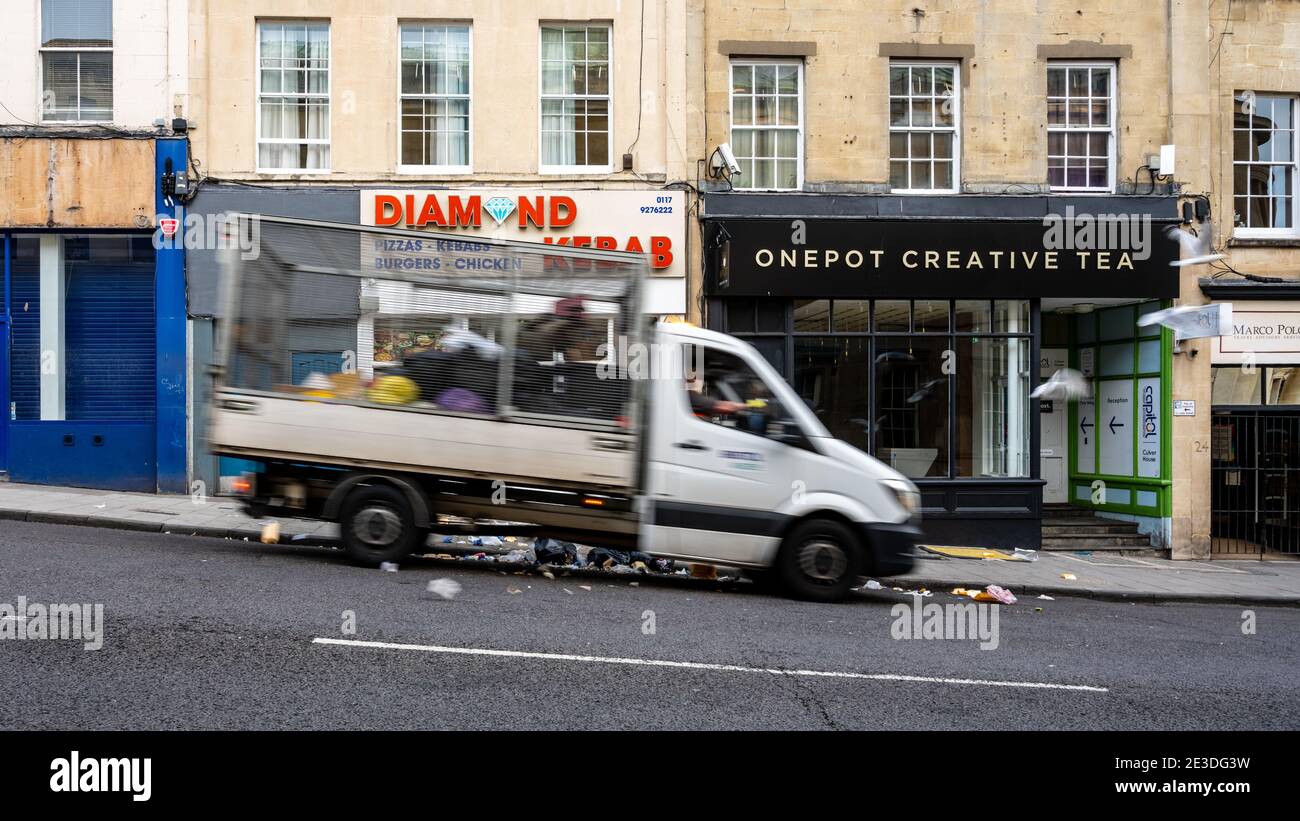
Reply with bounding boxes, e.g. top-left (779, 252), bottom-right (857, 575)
top-left (312, 637), bottom-right (1109, 693)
